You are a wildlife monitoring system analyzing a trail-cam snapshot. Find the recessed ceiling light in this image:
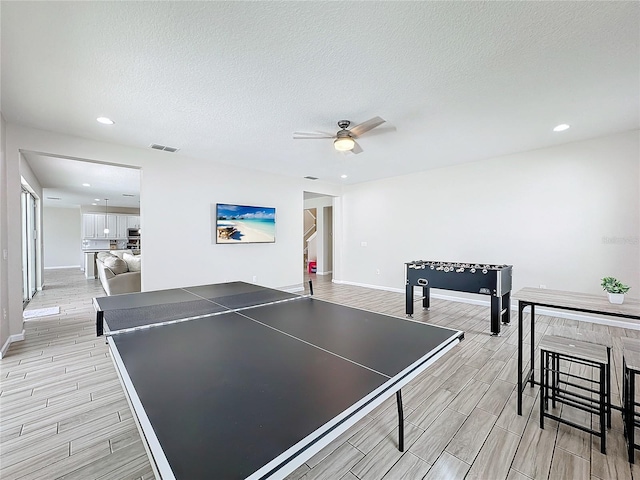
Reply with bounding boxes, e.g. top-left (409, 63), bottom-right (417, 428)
top-left (553, 124), bottom-right (570, 132)
top-left (82, 183), bottom-right (91, 187)
top-left (341, 174), bottom-right (348, 179)
top-left (91, 203), bottom-right (97, 206)
top-left (94, 198), bottom-right (101, 201)
top-left (97, 117), bottom-right (115, 125)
